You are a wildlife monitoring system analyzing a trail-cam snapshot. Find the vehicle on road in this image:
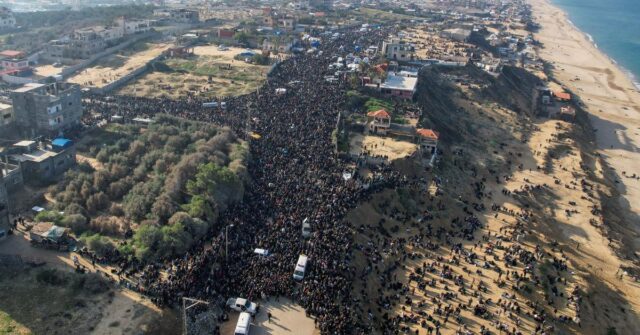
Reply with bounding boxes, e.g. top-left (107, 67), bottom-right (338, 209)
top-left (234, 312), bottom-right (251, 335)
top-left (226, 297), bottom-right (259, 316)
top-left (293, 254), bottom-right (308, 281)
